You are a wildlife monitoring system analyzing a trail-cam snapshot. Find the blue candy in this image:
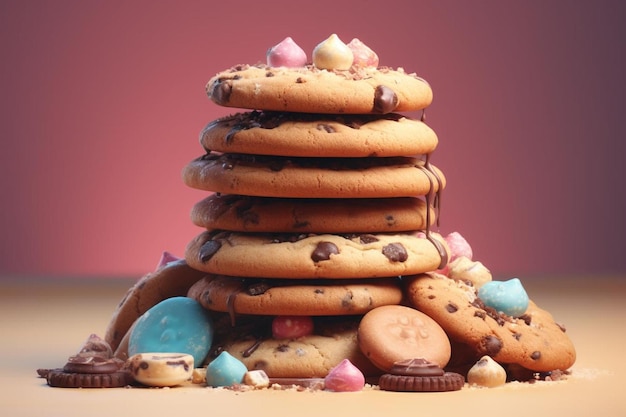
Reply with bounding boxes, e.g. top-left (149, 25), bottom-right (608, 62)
top-left (128, 297), bottom-right (213, 366)
top-left (477, 278), bottom-right (529, 317)
top-left (206, 351), bottom-right (248, 387)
